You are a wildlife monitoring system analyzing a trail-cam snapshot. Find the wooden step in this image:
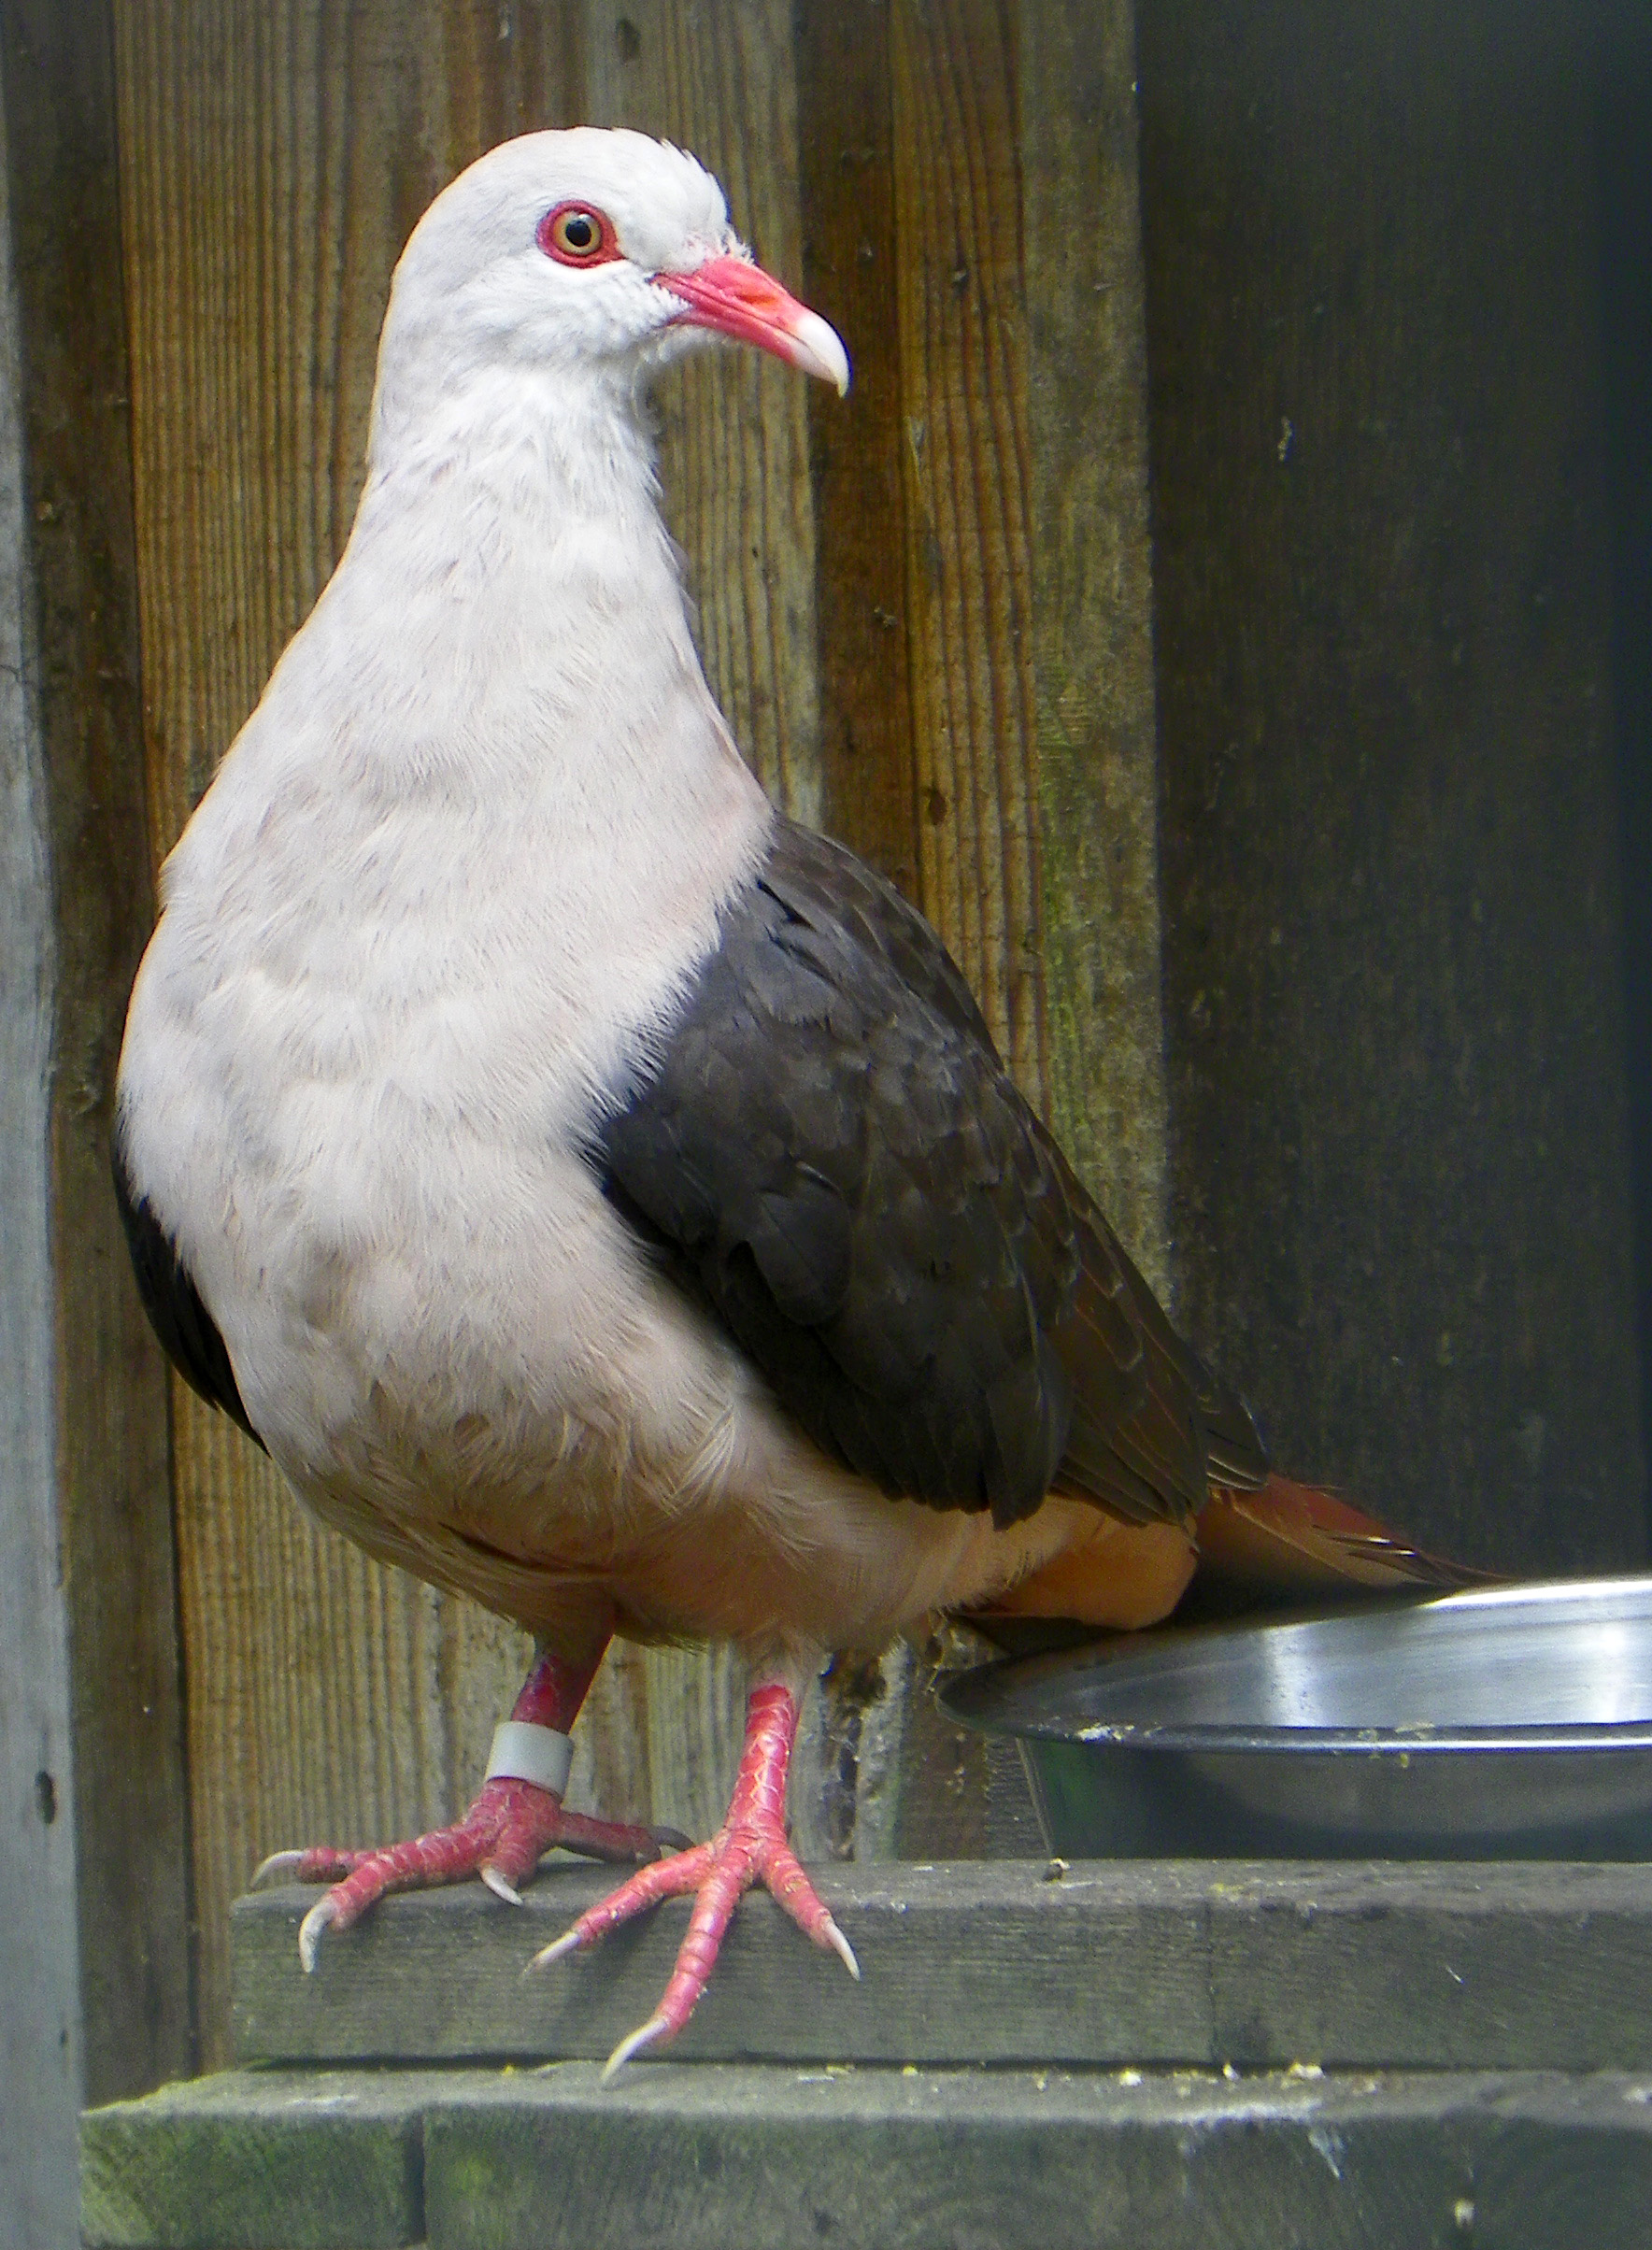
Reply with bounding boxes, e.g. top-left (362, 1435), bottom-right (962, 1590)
top-left (82, 1859), bottom-right (1652, 2248)
top-left (81, 2060), bottom-right (1652, 2250)
top-left (234, 1858), bottom-right (1652, 2072)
